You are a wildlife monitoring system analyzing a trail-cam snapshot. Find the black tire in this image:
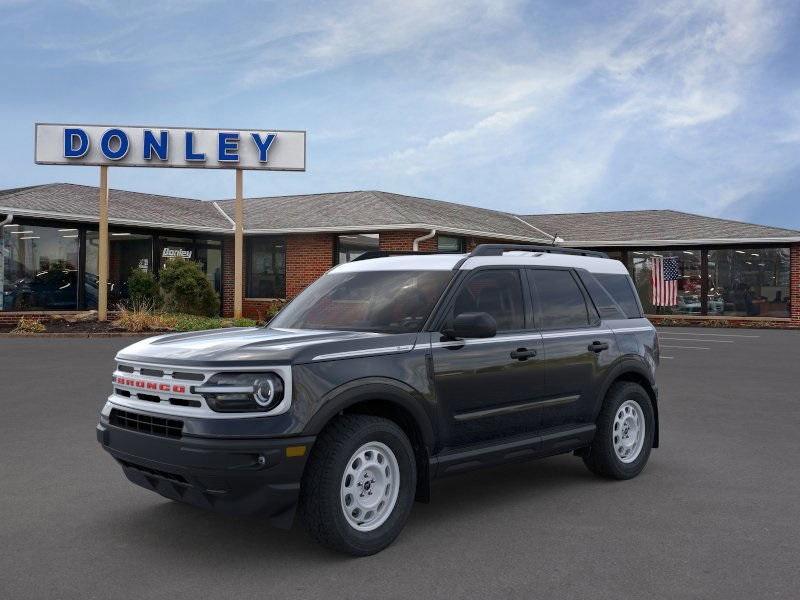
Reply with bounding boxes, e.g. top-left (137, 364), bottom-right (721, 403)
top-left (583, 382), bottom-right (655, 480)
top-left (299, 414), bottom-right (417, 556)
